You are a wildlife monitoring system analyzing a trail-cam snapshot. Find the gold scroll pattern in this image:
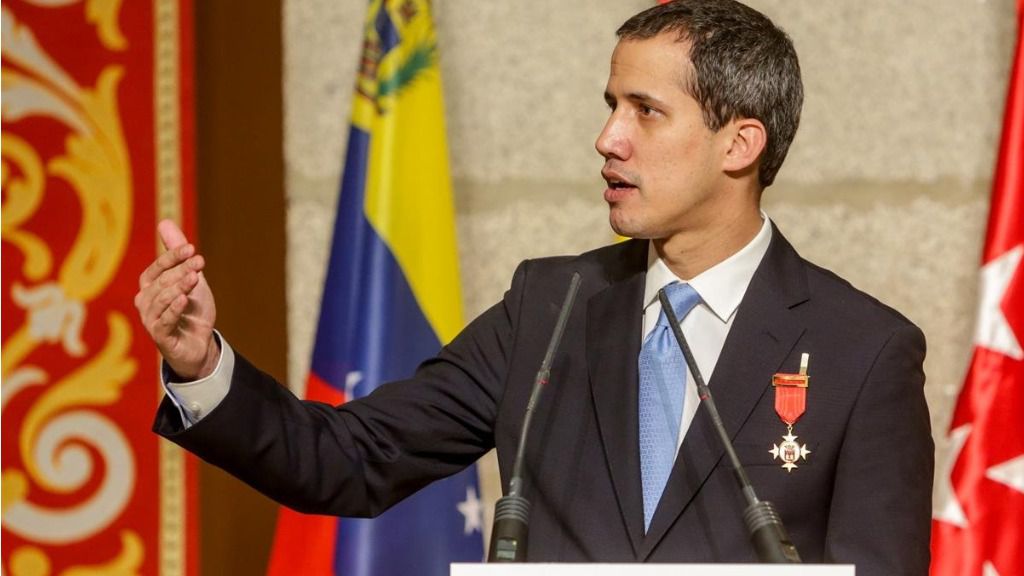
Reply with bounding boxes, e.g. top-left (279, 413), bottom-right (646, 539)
top-left (1, 3), bottom-right (142, 575)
